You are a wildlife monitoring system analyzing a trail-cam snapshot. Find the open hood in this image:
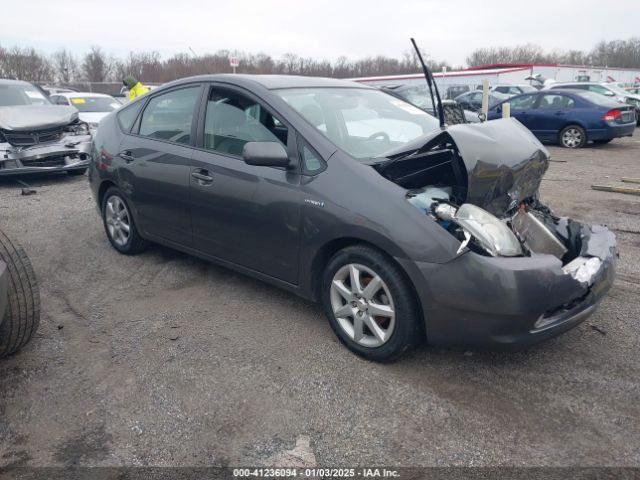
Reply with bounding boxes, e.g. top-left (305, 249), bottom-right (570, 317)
top-left (447, 118), bottom-right (550, 215)
top-left (0, 105), bottom-right (79, 132)
top-left (377, 118), bottom-right (550, 217)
